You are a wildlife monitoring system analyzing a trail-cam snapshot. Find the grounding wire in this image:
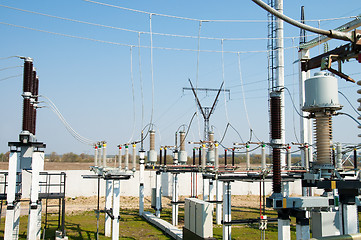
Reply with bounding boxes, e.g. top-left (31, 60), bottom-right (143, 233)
top-left (83, 0), bottom-right (357, 23)
top-left (127, 46), bottom-right (136, 143)
top-left (338, 90), bottom-right (361, 117)
top-left (0, 21), bottom-right (298, 54)
top-left (40, 95), bottom-right (95, 145)
top-left (0, 74), bottom-right (22, 82)
top-left (0, 4), bottom-right (323, 42)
